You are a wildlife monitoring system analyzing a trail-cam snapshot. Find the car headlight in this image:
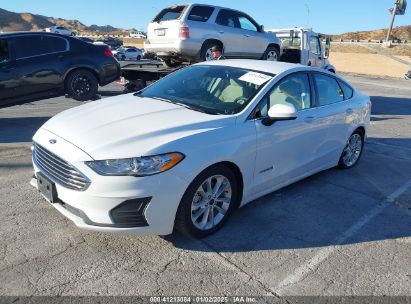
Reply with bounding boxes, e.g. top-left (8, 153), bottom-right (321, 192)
top-left (86, 153), bottom-right (185, 176)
